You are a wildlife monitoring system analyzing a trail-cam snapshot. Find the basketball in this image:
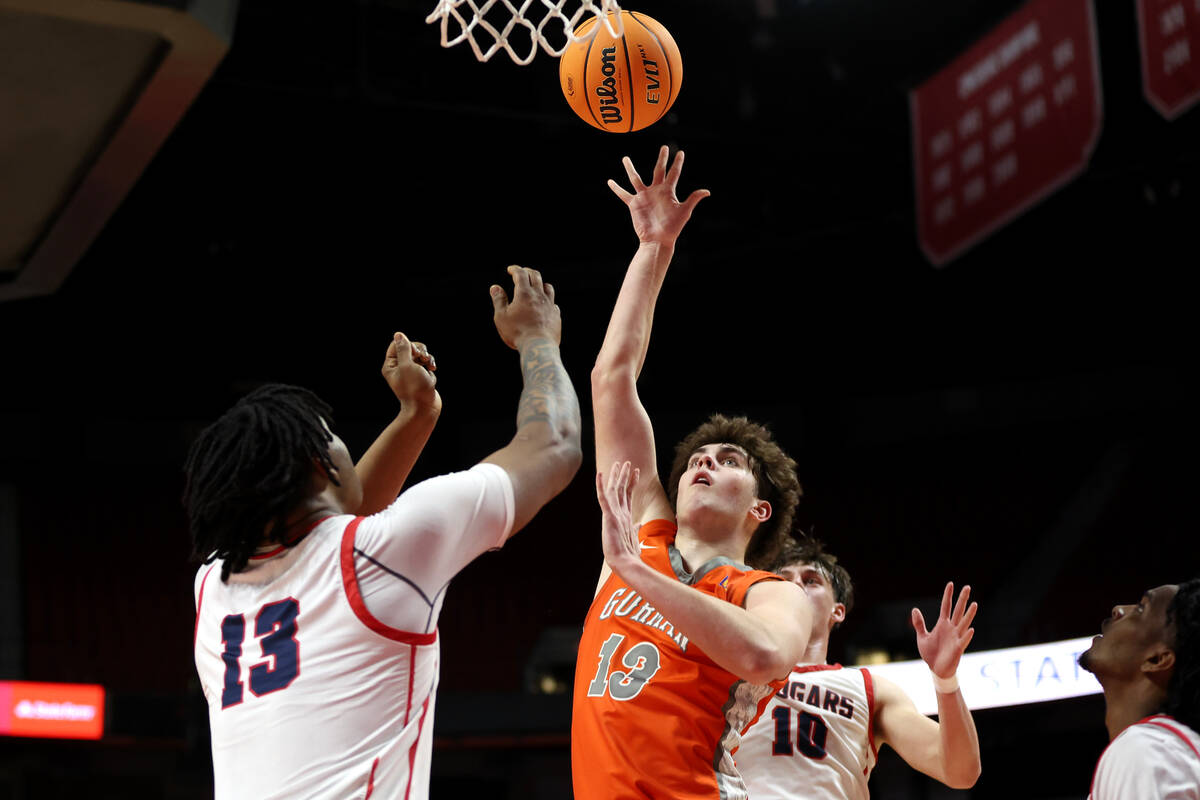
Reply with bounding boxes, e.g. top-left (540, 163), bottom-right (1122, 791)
top-left (559, 11), bottom-right (682, 133)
